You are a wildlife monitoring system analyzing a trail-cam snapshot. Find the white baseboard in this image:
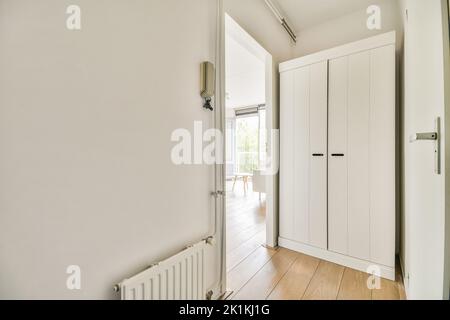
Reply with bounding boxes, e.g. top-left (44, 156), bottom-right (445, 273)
top-left (279, 237), bottom-right (395, 281)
